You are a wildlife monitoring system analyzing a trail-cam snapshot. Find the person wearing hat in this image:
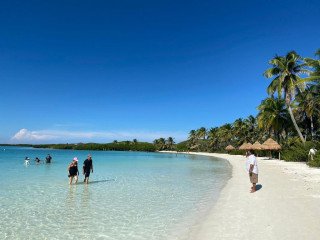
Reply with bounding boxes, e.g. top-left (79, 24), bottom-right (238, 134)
top-left (68, 157), bottom-right (79, 185)
top-left (83, 154), bottom-right (93, 184)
